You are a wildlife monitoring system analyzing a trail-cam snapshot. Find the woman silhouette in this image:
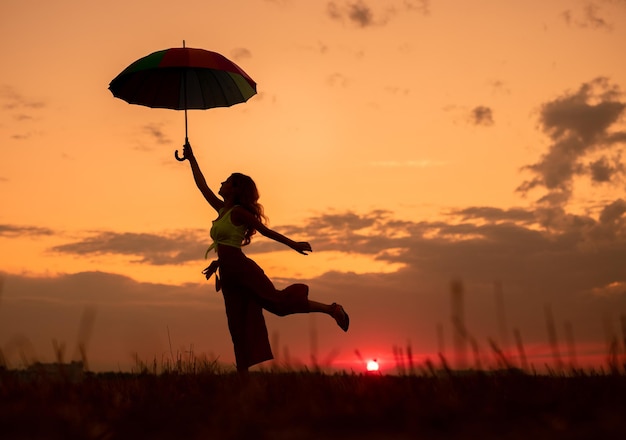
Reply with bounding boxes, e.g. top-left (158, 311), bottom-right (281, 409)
top-left (182, 142), bottom-right (349, 375)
